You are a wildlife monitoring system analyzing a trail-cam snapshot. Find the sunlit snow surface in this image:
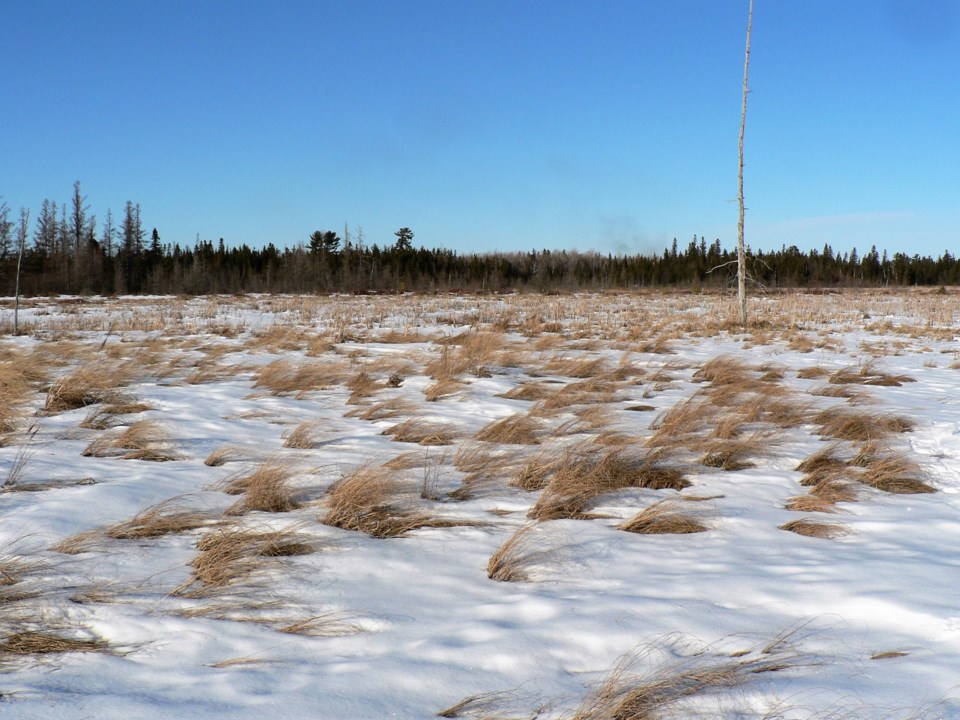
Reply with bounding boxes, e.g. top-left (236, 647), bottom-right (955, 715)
top-left (1, 292), bottom-right (960, 719)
